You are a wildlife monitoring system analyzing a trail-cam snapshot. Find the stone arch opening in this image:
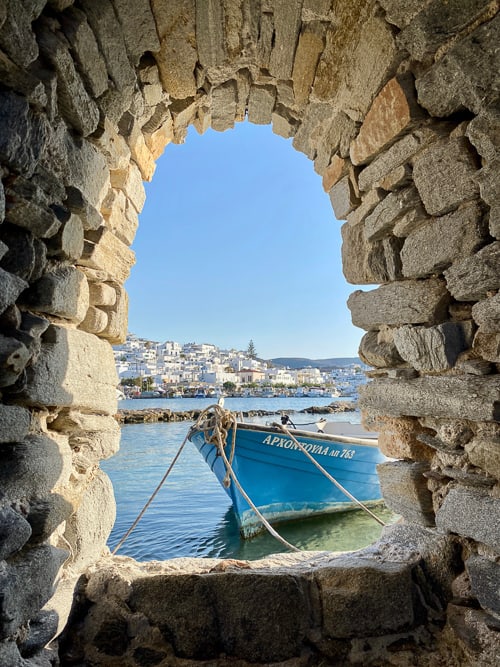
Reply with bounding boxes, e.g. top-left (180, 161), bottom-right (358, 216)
top-left (0, 2), bottom-right (498, 665)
